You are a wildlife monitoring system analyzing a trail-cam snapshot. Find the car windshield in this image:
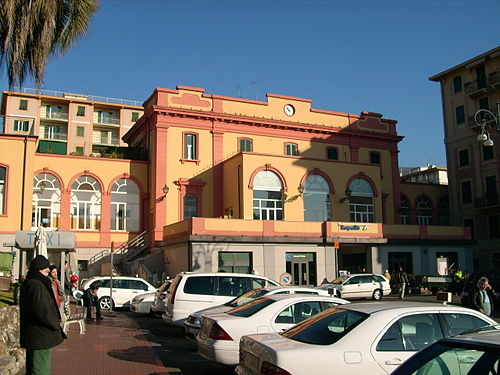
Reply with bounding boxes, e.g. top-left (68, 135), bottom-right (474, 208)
top-left (224, 288), bottom-right (270, 307)
top-left (331, 276), bottom-right (349, 284)
top-left (226, 297), bottom-right (276, 317)
top-left (281, 307), bottom-right (368, 345)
